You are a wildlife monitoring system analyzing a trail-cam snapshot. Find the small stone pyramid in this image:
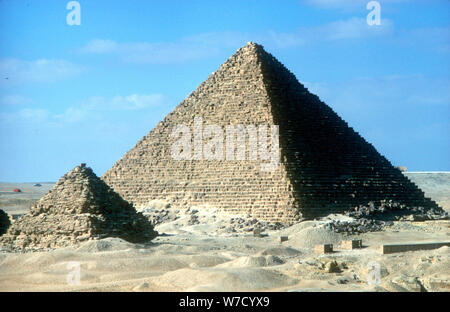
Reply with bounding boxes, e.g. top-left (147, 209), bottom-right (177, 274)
top-left (0, 164), bottom-right (157, 249)
top-left (102, 42), bottom-right (444, 224)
